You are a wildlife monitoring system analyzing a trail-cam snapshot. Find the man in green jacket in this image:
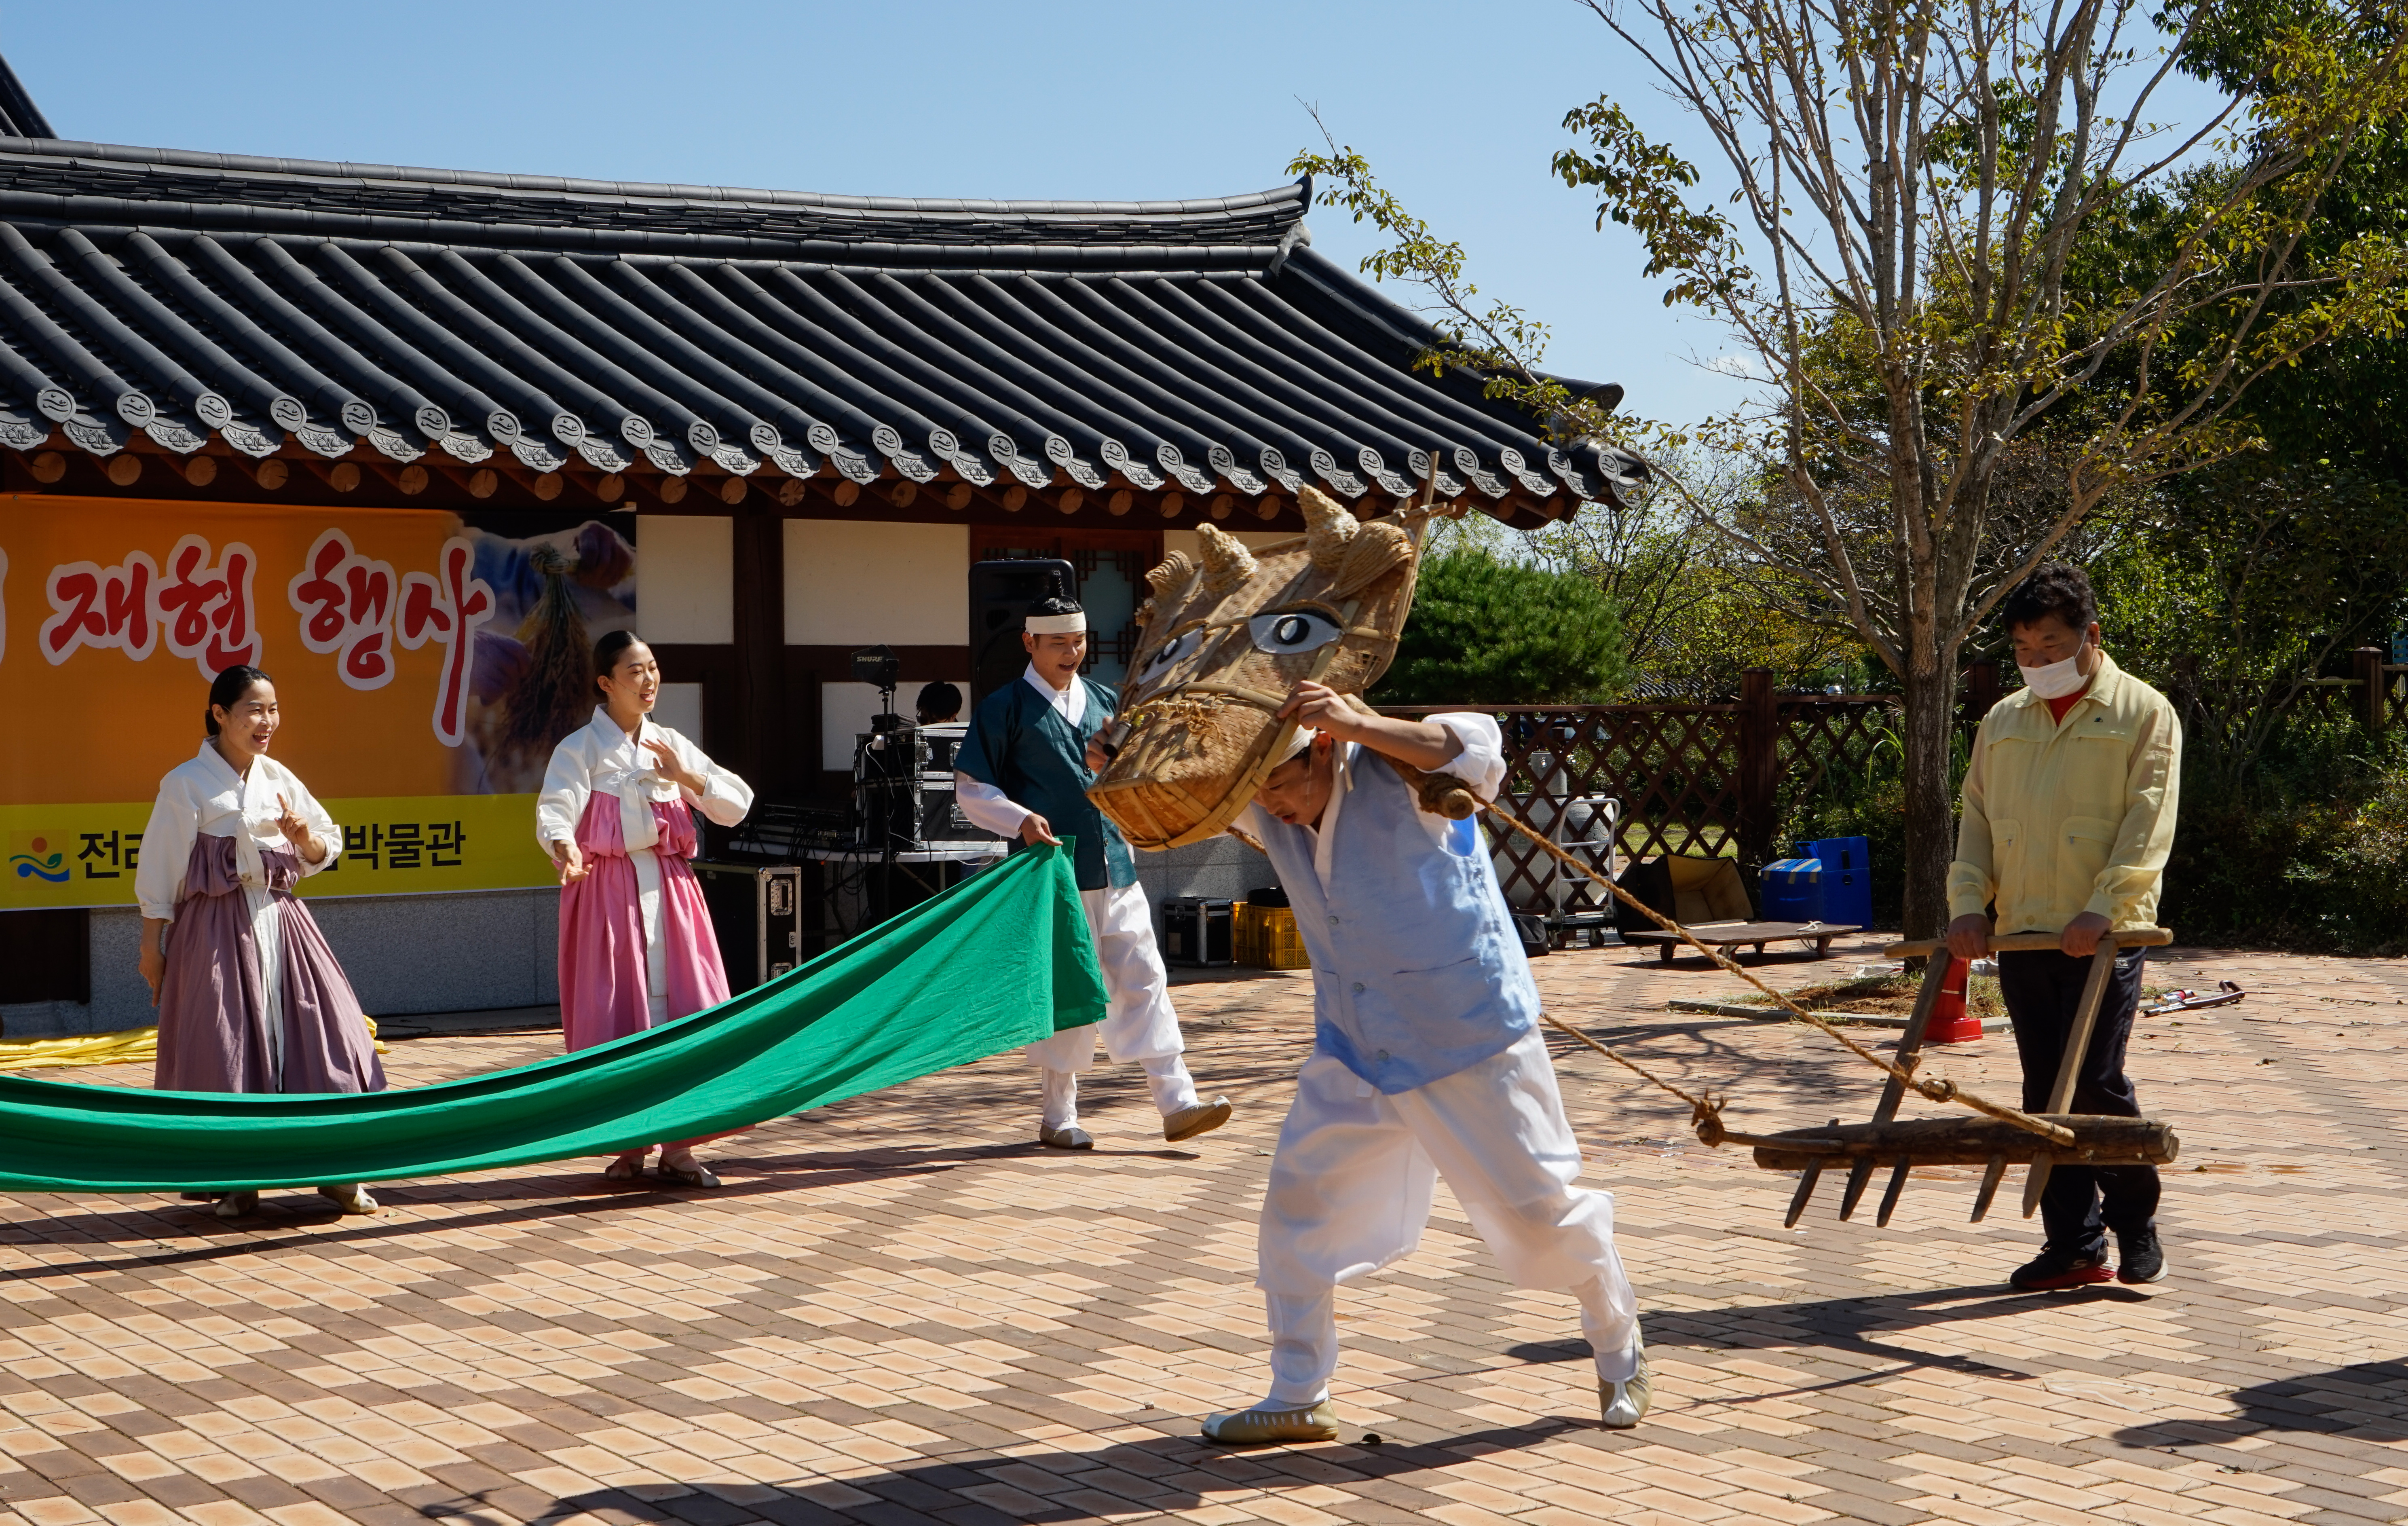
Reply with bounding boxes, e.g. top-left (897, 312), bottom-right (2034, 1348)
top-left (1946, 563), bottom-right (2181, 1292)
